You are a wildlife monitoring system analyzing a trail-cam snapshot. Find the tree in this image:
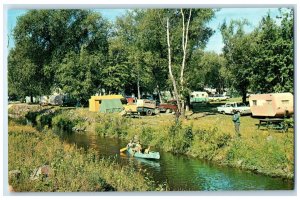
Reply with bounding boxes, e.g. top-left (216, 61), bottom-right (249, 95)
top-left (8, 48), bottom-right (42, 102)
top-left (165, 9), bottom-right (215, 115)
top-left (220, 19), bottom-right (256, 103)
top-left (221, 9), bottom-right (294, 100)
top-left (250, 10), bottom-right (294, 93)
top-left (112, 11), bottom-right (154, 98)
top-left (187, 51), bottom-right (228, 93)
top-left (8, 10), bottom-right (110, 101)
